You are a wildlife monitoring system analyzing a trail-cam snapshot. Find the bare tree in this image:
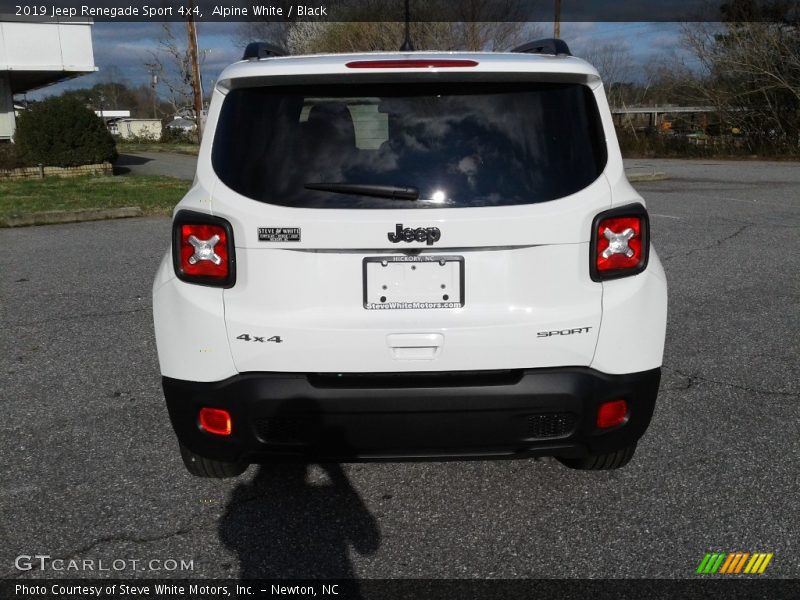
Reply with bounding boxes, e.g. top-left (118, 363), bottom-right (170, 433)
top-left (146, 23), bottom-right (207, 118)
top-left (99, 65), bottom-right (126, 110)
top-left (578, 42), bottom-right (635, 107)
top-left (286, 22), bottom-right (451, 53)
top-left (579, 43), bottom-right (633, 89)
top-left (234, 0), bottom-right (533, 54)
top-left (442, 0), bottom-right (533, 51)
top-left (233, 21), bottom-right (290, 51)
top-left (681, 9), bottom-right (800, 152)
top-left (284, 21), bottom-right (532, 54)
top-left (638, 59), bottom-right (701, 106)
